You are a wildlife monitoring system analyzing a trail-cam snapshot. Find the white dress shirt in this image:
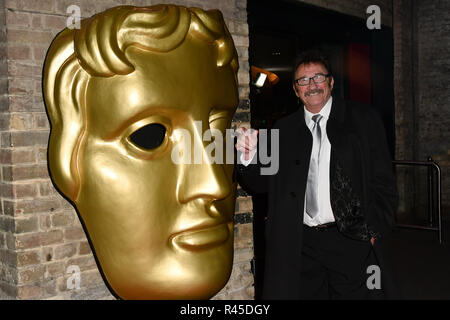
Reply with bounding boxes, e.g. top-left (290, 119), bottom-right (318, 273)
top-left (303, 97), bottom-right (335, 226)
